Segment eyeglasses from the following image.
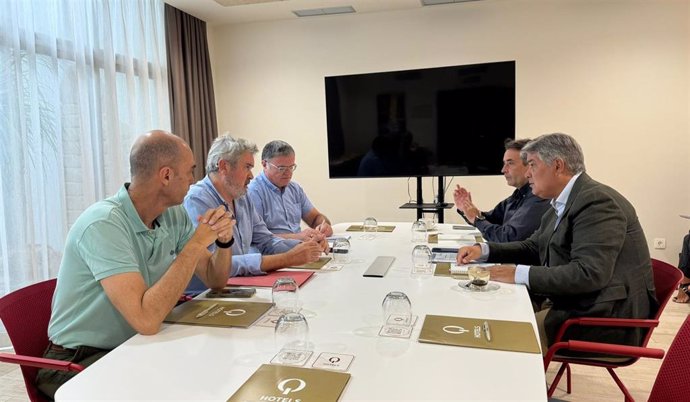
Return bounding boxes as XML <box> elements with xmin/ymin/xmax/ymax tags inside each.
<box><xmin>268</xmin><ymin>162</ymin><xmax>297</xmax><ymax>173</ymax></box>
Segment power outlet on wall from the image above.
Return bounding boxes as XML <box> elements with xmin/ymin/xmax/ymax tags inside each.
<box><xmin>653</xmin><ymin>238</ymin><xmax>666</xmax><ymax>250</ymax></box>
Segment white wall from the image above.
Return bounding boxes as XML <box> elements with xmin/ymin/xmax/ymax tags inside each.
<box><xmin>208</xmin><ymin>0</ymin><xmax>690</xmax><ymax>262</ymax></box>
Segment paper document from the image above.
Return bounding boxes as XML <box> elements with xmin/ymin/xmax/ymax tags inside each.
<box><xmin>327</xmin><ymin>234</ymin><xmax>351</xmax><ymax>240</ymax></box>
<box><xmin>437</xmin><ymin>233</ymin><xmax>480</xmax><ymax>241</ymax></box>
<box><xmin>450</xmin><ymin>263</ymin><xmax>495</xmax><ymax>275</ymax></box>
<box><xmin>431</xmin><ymin>252</ymin><xmax>458</xmax><ymax>263</ymax></box>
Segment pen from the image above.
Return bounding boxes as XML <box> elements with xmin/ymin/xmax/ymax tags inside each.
<box><xmin>195</xmin><ymin>303</ymin><xmax>219</xmax><ymax>319</ymax></box>
<box><xmin>483</xmin><ymin>321</ymin><xmax>492</xmax><ymax>342</ymax></box>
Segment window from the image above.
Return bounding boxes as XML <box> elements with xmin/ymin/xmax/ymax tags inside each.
<box><xmin>0</xmin><ymin>0</ymin><xmax>170</xmax><ymax>346</ymax></box>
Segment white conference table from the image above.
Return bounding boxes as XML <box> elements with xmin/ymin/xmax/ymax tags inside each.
<box><xmin>56</xmin><ymin>222</ymin><xmax>547</xmax><ymax>401</ymax></box>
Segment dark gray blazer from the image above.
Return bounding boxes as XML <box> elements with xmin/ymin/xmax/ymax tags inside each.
<box><xmin>487</xmin><ymin>173</ymin><xmax>657</xmax><ymax>346</ymax></box>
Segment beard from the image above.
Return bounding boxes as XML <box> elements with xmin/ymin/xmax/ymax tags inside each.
<box><xmin>223</xmin><ymin>175</ymin><xmax>248</xmax><ymax>199</ymax></box>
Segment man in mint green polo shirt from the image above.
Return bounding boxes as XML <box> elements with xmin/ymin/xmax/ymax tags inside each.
<box><xmin>36</xmin><ymin>130</ymin><xmax>235</xmax><ymax>400</ymax></box>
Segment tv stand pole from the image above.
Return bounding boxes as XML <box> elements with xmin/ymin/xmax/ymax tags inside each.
<box><xmin>399</xmin><ymin>176</ymin><xmax>453</xmax><ymax>223</ymax></box>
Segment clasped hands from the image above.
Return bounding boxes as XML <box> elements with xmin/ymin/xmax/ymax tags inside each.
<box><xmin>192</xmin><ymin>206</ymin><xmax>236</xmax><ymax>247</ymax></box>
<box><xmin>456</xmin><ymin>244</ymin><xmax>517</xmax><ymax>284</ymax></box>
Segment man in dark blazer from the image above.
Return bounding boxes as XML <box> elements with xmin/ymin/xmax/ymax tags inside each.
<box><xmin>457</xmin><ymin>133</ymin><xmax>657</xmax><ymax>352</ymax></box>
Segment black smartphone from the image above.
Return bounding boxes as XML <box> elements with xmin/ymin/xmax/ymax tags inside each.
<box><xmin>206</xmin><ymin>287</ymin><xmax>256</xmax><ymax>298</ymax></box>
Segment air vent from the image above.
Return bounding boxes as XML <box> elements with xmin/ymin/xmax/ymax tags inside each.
<box><xmin>293</xmin><ymin>6</ymin><xmax>355</xmax><ymax>17</ymax></box>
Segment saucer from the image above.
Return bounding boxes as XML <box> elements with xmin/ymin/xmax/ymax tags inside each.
<box><xmin>456</xmin><ymin>280</ymin><xmax>500</xmax><ymax>293</ymax></box>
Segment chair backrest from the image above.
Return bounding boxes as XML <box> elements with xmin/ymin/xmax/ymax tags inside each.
<box><xmin>651</xmin><ymin>258</ymin><xmax>682</xmax><ymax>319</ymax></box>
<box><xmin>648</xmin><ymin>314</ymin><xmax>690</xmax><ymax>402</ymax></box>
<box><xmin>0</xmin><ymin>278</ymin><xmax>56</xmax><ymax>401</ymax></box>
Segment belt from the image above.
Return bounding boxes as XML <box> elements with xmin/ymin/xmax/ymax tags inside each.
<box><xmin>48</xmin><ymin>341</ymin><xmax>75</xmax><ymax>352</ymax></box>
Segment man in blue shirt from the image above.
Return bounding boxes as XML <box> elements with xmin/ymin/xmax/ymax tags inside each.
<box><xmin>454</xmin><ymin>138</ymin><xmax>549</xmax><ymax>242</ymax></box>
<box><xmin>248</xmin><ymin>140</ymin><xmax>333</xmax><ymax>241</ymax></box>
<box><xmin>36</xmin><ymin>130</ymin><xmax>235</xmax><ymax>399</ymax></box>
<box><xmin>184</xmin><ymin>135</ymin><xmax>323</xmax><ymax>293</ymax></box>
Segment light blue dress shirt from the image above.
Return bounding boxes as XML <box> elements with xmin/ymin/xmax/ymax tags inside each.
<box><xmin>183</xmin><ymin>176</ymin><xmax>300</xmax><ymax>292</ymax></box>
<box><xmin>247</xmin><ymin>172</ymin><xmax>314</xmax><ymax>234</ymax></box>
<box><xmin>478</xmin><ymin>173</ymin><xmax>583</xmax><ymax>288</ymax></box>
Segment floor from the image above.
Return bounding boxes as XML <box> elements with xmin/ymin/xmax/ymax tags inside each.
<box><xmin>0</xmin><ymin>301</ymin><xmax>687</xmax><ymax>401</ymax></box>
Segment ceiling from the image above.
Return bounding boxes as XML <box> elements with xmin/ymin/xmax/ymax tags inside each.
<box><xmin>164</xmin><ymin>0</ymin><xmax>470</xmax><ymax>26</ymax></box>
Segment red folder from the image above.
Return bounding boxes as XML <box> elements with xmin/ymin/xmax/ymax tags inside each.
<box><xmin>227</xmin><ymin>270</ymin><xmax>314</xmax><ymax>288</ymax></box>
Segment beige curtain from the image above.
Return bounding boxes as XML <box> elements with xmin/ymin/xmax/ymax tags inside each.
<box><xmin>165</xmin><ymin>4</ymin><xmax>217</xmax><ymax>179</ymax></box>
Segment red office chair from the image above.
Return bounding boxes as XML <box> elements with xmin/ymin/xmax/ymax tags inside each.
<box><xmin>647</xmin><ymin>314</ymin><xmax>690</xmax><ymax>401</ymax></box>
<box><xmin>545</xmin><ymin>314</ymin><xmax>690</xmax><ymax>402</ymax></box>
<box><xmin>0</xmin><ymin>279</ymin><xmax>84</xmax><ymax>402</ymax></box>
<box><xmin>544</xmin><ymin>258</ymin><xmax>682</xmax><ymax>401</ymax></box>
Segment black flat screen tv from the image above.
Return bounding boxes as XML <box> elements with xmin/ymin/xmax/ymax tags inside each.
<box><xmin>325</xmin><ymin>60</ymin><xmax>515</xmax><ymax>178</ymax></box>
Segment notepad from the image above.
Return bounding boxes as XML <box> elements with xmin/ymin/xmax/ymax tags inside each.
<box><xmin>288</xmin><ymin>256</ymin><xmax>331</xmax><ymax>270</ymax></box>
<box><xmin>450</xmin><ymin>263</ymin><xmax>495</xmax><ymax>275</ymax></box>
<box><xmin>227</xmin><ymin>270</ymin><xmax>314</xmax><ymax>288</ymax></box>
<box><xmin>346</xmin><ymin>225</ymin><xmax>396</xmax><ymax>232</ymax></box>
<box><xmin>418</xmin><ymin>314</ymin><xmax>541</xmax><ymax>354</ymax></box>
<box><xmin>164</xmin><ymin>300</ymin><xmax>273</xmax><ymax>328</ymax></box>
<box><xmin>227</xmin><ymin>364</ymin><xmax>351</xmax><ymax>402</ymax></box>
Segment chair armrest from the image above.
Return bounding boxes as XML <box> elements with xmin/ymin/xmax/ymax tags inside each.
<box><xmin>544</xmin><ymin>340</ymin><xmax>665</xmax><ymax>369</ymax></box>
<box><xmin>0</xmin><ymin>353</ymin><xmax>84</xmax><ymax>372</ymax></box>
<box><xmin>553</xmin><ymin>317</ymin><xmax>659</xmax><ymax>343</ymax></box>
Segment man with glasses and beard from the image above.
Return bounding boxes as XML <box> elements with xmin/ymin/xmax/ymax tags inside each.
<box><xmin>183</xmin><ymin>135</ymin><xmax>323</xmax><ymax>293</ymax></box>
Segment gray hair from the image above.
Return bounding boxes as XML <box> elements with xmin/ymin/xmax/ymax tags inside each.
<box><xmin>206</xmin><ymin>133</ymin><xmax>258</xmax><ymax>174</ymax></box>
<box><xmin>521</xmin><ymin>133</ymin><xmax>586</xmax><ymax>174</ymax></box>
<box><xmin>261</xmin><ymin>140</ymin><xmax>294</xmax><ymax>161</ymax></box>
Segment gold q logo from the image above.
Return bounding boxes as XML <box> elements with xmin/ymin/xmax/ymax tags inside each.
<box><xmin>277</xmin><ymin>378</ymin><xmax>306</xmax><ymax>395</ymax></box>
<box><xmin>223</xmin><ymin>309</ymin><xmax>246</xmax><ymax>316</ymax></box>
<box><xmin>442</xmin><ymin>325</ymin><xmax>469</xmax><ymax>335</ymax></box>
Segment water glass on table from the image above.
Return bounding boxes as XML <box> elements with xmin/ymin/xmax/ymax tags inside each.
<box><xmin>272</xmin><ymin>277</ymin><xmax>302</xmax><ymax>314</ymax></box>
<box><xmin>361</xmin><ymin>217</ymin><xmax>378</xmax><ymax>240</ymax></box>
<box><xmin>411</xmin><ymin>220</ymin><xmax>427</xmax><ymax>243</ymax></box>
<box><xmin>332</xmin><ymin>238</ymin><xmax>351</xmax><ymax>263</ymax></box>
<box><xmin>411</xmin><ymin>244</ymin><xmax>433</xmax><ymax>275</ymax></box>
<box><xmin>382</xmin><ymin>291</ymin><xmax>412</xmax><ymax>327</ymax></box>
<box><xmin>274</xmin><ymin>312</ymin><xmax>310</xmax><ymax>361</ymax></box>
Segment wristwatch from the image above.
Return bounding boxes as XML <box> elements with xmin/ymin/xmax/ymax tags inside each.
<box><xmin>215</xmin><ymin>237</ymin><xmax>235</xmax><ymax>248</ymax></box>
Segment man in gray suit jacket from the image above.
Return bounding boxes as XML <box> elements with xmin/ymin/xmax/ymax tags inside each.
<box><xmin>458</xmin><ymin>133</ymin><xmax>657</xmax><ymax>352</ymax></box>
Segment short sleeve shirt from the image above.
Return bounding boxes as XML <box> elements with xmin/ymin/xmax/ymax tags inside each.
<box><xmin>48</xmin><ymin>184</ymin><xmax>195</xmax><ymax>349</ymax></box>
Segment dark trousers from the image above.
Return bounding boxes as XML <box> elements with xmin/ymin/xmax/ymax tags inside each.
<box><xmin>35</xmin><ymin>342</ymin><xmax>110</xmax><ymax>401</ymax></box>
<box><xmin>680</xmin><ymin>232</ymin><xmax>690</xmax><ymax>277</ymax></box>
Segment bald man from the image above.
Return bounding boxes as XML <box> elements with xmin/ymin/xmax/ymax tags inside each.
<box><xmin>36</xmin><ymin>130</ymin><xmax>235</xmax><ymax>399</ymax></box>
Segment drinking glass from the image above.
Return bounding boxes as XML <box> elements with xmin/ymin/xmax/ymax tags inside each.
<box><xmin>467</xmin><ymin>265</ymin><xmax>491</xmax><ymax>290</ymax></box>
<box><xmin>272</xmin><ymin>277</ymin><xmax>302</xmax><ymax>314</ymax></box>
<box><xmin>274</xmin><ymin>312</ymin><xmax>310</xmax><ymax>352</ymax></box>
<box><xmin>411</xmin><ymin>220</ymin><xmax>427</xmax><ymax>243</ymax></box>
<box><xmin>362</xmin><ymin>217</ymin><xmax>378</xmax><ymax>240</ymax></box>
<box><xmin>332</xmin><ymin>238</ymin><xmax>351</xmax><ymax>263</ymax></box>
<box><xmin>411</xmin><ymin>244</ymin><xmax>433</xmax><ymax>275</ymax></box>
<box><xmin>381</xmin><ymin>291</ymin><xmax>412</xmax><ymax>327</ymax></box>
<box><xmin>423</xmin><ymin>213</ymin><xmax>437</xmax><ymax>231</ymax></box>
